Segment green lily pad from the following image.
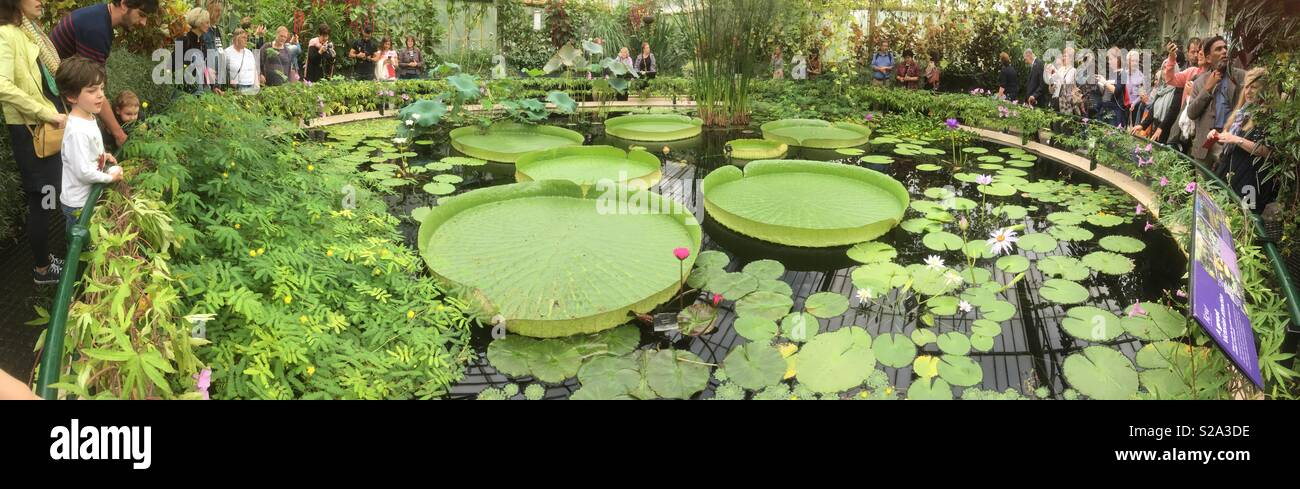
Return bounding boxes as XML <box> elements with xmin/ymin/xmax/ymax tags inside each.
<box><xmin>1087</xmin><ymin>213</ymin><xmax>1126</xmax><ymax>227</ymax></box>
<box><xmin>953</xmin><ymin>172</ymin><xmax>979</xmax><ymax>183</ymax></box>
<box><xmin>1040</xmin><ymin>279</ymin><xmax>1090</xmax><ymax>305</ymax></box>
<box><xmin>977</xmin><ymin>155</ymin><xmax>1006</xmax><ymax>163</ymax></box>
<box><xmin>1007</xmin><ymin>159</ymin><xmax>1036</xmax><ymax>168</ymax></box>
<box><xmin>924</xmin><ymin>231</ymin><xmax>965</xmax><ymax>251</ymax></box>
<box><xmin>780</xmin><ymin>312</ymin><xmax>820</xmax><ymax>343</ymax></box>
<box><xmin>793</xmin><ymin>327</ymin><xmax>876</xmax><ymax>393</ymax></box>
<box><xmin>924</xmin><ymin>187</ymin><xmax>956</xmax><ymax>200</ymax></box>
<box><xmin>836</xmin><ymin>148</ymin><xmax>866</xmax><ymax>156</ymax></box>
<box><xmin>928</xmin><ymin>296</ymin><xmax>960</xmax><ymax>316</ymax></box>
<box><xmin>909</xmin><ymin>266</ymin><xmax>959</xmax><ymax>296</ymax></box>
<box><xmin>645</xmin><ymin>349</ymin><xmax>711</xmax><ymax>399</ymax></box>
<box><xmin>1062</xmin><ymin>346</ymin><xmax>1138</xmax><ymax>400</ymax></box>
<box><xmin>894</xmin><ymin>147</ymin><xmax>921</xmax><ymax>156</ymax></box>
<box><xmin>805</xmin><ymin>292</ymin><xmax>850</xmax><ymax>318</ymax></box>
<box><xmin>847</xmin><ymin>242</ymin><xmax>897</xmax><ymax>264</ymax></box>
<box><xmin>708</xmin><ymin>272</ymin><xmax>760</xmax><ymax>298</ymax></box>
<box><xmin>950</xmin><ymin>198</ymin><xmax>978</xmax><ymax>211</ymax></box>
<box><xmin>1099</xmin><ymin>235</ymin><xmax>1147</xmax><ymax>254</ymax></box>
<box><xmin>860</xmin><ymin>154</ymin><xmax>895</xmax><ymax>164</ymax></box>
<box><xmin>980</xmin><ymin>300</ymin><xmax>1016</xmax><ymax>322</ymax></box>
<box><xmin>961</xmin><ymin>146</ymin><xmax>989</xmax><ymax>154</ymax></box>
<box><xmin>695</xmin><ymin>250</ymin><xmax>730</xmax><ymax>269</ymax></box>
<box><xmin>687</xmin><ymin>266</ymin><xmax>725</xmax><ymax>289</ymax></box>
<box><xmin>971</xmin><ymin>319</ymin><xmax>1002</xmax><ymax>337</ymax></box>
<box><xmin>997</xmin><ymin>205</ymin><xmax>1028</xmax><ymax>219</ymax></box>
<box><xmin>937</xmin><ymin>332</ymin><xmax>971</xmax><ymax>356</ymax></box>
<box><xmin>999</xmin><ymin>147</ymin><xmax>1026</xmax><ymax>154</ymax></box>
<box><xmin>964</xmin><ymin>240</ymin><xmax>995</xmax><ymax>259</ymax></box>
<box><xmin>1140</xmin><ymin>368</ymin><xmax>1193</xmax><ymax>399</ymax></box>
<box><xmin>970</xmin><ymin>334</ymin><xmax>994</xmax><ymax>352</ymax></box>
<box><xmin>422</xmin><ymin>181</ymin><xmax>457</xmax><ymax>195</ymax></box>
<box><xmin>1048</xmin><ymin>225</ymin><xmax>1095</xmax><ymax>242</ymax></box>
<box><xmin>1120</xmin><ymin>303</ymin><xmax>1188</xmax><ymax>340</ymax></box>
<box><xmin>755</xmin><ymin>279</ymin><xmax>793</xmax><ymax>296</ymax></box>
<box><xmin>852</xmin><ymin>262</ymin><xmax>909</xmax><ymax>294</ymax></box>
<box><xmin>901</xmin><ymin>218</ymin><xmax>944</xmax><ymax>234</ymax></box>
<box><xmin>907</xmin><ymin>377</ymin><xmax>954</xmax><ymax>400</ymax></box>
<box><xmin>742</xmin><ymin>259</ymin><xmax>786</xmax><ymax>280</ymax></box>
<box><xmin>873</xmin><ymin>333</ymin><xmax>918</xmax><ymax>368</ymax></box>
<box><xmin>734</xmin><ymin>291</ymin><xmax>795</xmax><ymax>322</ymax></box>
<box><xmin>734</xmin><ymin>316</ymin><xmax>779</xmax><ymax>342</ymax></box>
<box><xmin>911</xmin><ymin>328</ymin><xmax>938</xmax><ymax>346</ymax></box>
<box><xmin>916</xmin><ymin>163</ymin><xmax>943</xmax><ymax>172</ymax></box>
<box><xmin>996</xmin><ymin>168</ymin><xmax>1028</xmax><ymax>177</ymax></box>
<box><xmin>912</xmin><ymin>200</ymin><xmax>946</xmax><ymax>214</ymax></box>
<box><xmin>977</xmin><ymin>182</ymin><xmax>1018</xmax><ymax>196</ymax></box>
<box><xmin>995</xmin><ymin>255</ymin><xmax>1030</xmax><ymax>273</ymax></box>
<box><xmin>937</xmin><ymin>355</ymin><xmax>983</xmax><ymax>387</ymax></box>
<box><xmin>1061</xmin><ymin>306</ymin><xmax>1124</xmax><ymax>341</ymax></box>
<box><xmin>960</xmin><ymin>285</ymin><xmax>1000</xmax><ymax>309</ymax></box>
<box><xmin>1018</xmin><ymin>233</ymin><xmax>1058</xmax><ymax>252</ymax></box>
<box><xmin>1037</xmin><ymin>256</ymin><xmax>1091</xmax><ymax>280</ymax></box>
<box><xmin>1047</xmin><ymin>212</ymin><xmax>1085</xmax><ymax>226</ymax></box>
<box><xmin>1082</xmin><ymin>251</ymin><xmax>1135</xmax><ymax>275</ymax></box>
<box><xmin>443</xmin><ymin>156</ymin><xmax>488</xmax><ymax>166</ymax></box>
<box><xmin>577</xmin><ymin>355</ymin><xmax>641</xmax><ymax>397</ymax></box>
<box><xmin>722</xmin><ymin>343</ymin><xmax>787</xmax><ymax>390</ymax></box>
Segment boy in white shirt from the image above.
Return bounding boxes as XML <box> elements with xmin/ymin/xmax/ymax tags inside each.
<box><xmin>56</xmin><ymin>56</ymin><xmax>121</xmax><ymax>232</ymax></box>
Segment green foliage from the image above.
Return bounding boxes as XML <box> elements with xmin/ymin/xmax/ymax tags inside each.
<box><xmin>103</xmin><ymin>95</ymin><xmax>478</xmax><ymax>399</ymax></box>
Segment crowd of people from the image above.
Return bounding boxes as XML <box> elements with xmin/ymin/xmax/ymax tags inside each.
<box><xmin>850</xmin><ymin>37</ymin><xmax>1275</xmax><ymax>214</ymax></box>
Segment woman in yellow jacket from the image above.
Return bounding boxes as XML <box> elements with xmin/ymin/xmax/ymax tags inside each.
<box><xmin>0</xmin><ymin>0</ymin><xmax>67</xmax><ymax>284</ymax></box>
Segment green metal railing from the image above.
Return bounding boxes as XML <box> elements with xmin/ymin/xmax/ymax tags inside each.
<box><xmin>35</xmin><ymin>182</ymin><xmax>104</xmax><ymax>399</ymax></box>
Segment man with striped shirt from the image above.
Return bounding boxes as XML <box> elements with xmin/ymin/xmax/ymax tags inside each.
<box><xmin>49</xmin><ymin>0</ymin><xmax>158</xmax><ymax>148</ymax></box>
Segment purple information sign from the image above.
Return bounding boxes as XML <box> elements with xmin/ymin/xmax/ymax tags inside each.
<box><xmin>1190</xmin><ymin>189</ymin><xmax>1262</xmax><ymax>387</ymax></box>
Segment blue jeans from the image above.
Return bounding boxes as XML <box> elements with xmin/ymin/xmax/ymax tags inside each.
<box><xmin>61</xmin><ymin>204</ymin><xmax>80</xmax><ymax>236</ymax></box>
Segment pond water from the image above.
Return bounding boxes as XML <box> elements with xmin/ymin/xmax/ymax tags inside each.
<box><xmin>320</xmin><ymin>115</ymin><xmax>1187</xmax><ymax>400</ymax></box>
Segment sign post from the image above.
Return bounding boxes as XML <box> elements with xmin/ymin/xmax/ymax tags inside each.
<box><xmin>1190</xmin><ymin>188</ymin><xmax>1263</xmax><ymax>387</ymax></box>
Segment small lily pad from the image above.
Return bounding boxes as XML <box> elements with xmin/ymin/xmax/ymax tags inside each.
<box><xmin>1047</xmin><ymin>212</ymin><xmax>1085</xmax><ymax>226</ymax></box>
<box><xmin>1018</xmin><ymin>233</ymin><xmax>1058</xmax><ymax>253</ymax></box>
<box><xmin>734</xmin><ymin>291</ymin><xmax>794</xmax><ymax>321</ymax></box>
<box><xmin>742</xmin><ymin>259</ymin><xmax>786</xmax><ymax>280</ymax></box>
<box><xmin>937</xmin><ymin>355</ymin><xmax>983</xmax><ymax>387</ymax></box>
<box><xmin>873</xmin><ymin>333</ymin><xmax>918</xmax><ymax>368</ymax></box>
<box><xmin>1099</xmin><ymin>235</ymin><xmax>1147</xmax><ymax>254</ymax></box>
<box><xmin>995</xmin><ymin>255</ymin><xmax>1030</xmax><ymax>273</ymax></box>
<box><xmin>1040</xmin><ymin>279</ymin><xmax>1090</xmax><ymax>304</ymax></box>
<box><xmin>907</xmin><ymin>377</ymin><xmax>953</xmax><ymax>400</ymax></box>
<box><xmin>923</xmin><ymin>231</ymin><xmax>965</xmax><ymax>251</ymax></box>
<box><xmin>847</xmin><ymin>242</ymin><xmax>897</xmax><ymax>264</ymax></box>
<box><xmin>722</xmin><ymin>343</ymin><xmax>787</xmax><ymax>390</ymax></box>
<box><xmin>1062</xmin><ymin>346</ymin><xmax>1138</xmax><ymax>400</ymax></box>
<box><xmin>780</xmin><ymin>312</ymin><xmax>820</xmax><ymax>343</ymax></box>
<box><xmin>1037</xmin><ymin>256</ymin><xmax>1091</xmax><ymax>280</ymax></box>
<box><xmin>911</xmin><ymin>328</ymin><xmax>938</xmax><ymax>346</ymax></box>
<box><xmin>1087</xmin><ymin>213</ymin><xmax>1126</xmax><ymax>227</ymax></box>
<box><xmin>860</xmin><ymin>154</ymin><xmax>895</xmax><ymax>164</ymax></box>
<box><xmin>734</xmin><ymin>316</ymin><xmax>779</xmax><ymax>342</ymax></box>
<box><xmin>937</xmin><ymin>332</ymin><xmax>971</xmax><ymax>356</ymax></box>
<box><xmin>1061</xmin><ymin>306</ymin><xmax>1124</xmax><ymax>341</ymax></box>
<box><xmin>804</xmin><ymin>292</ymin><xmax>850</xmax><ymax>318</ymax></box>
<box><xmin>1048</xmin><ymin>225</ymin><xmax>1095</xmax><ymax>242</ymax></box>
<box><xmin>1082</xmin><ymin>251</ymin><xmax>1135</xmax><ymax>275</ymax></box>
<box><xmin>916</xmin><ymin>163</ymin><xmax>943</xmax><ymax>172</ymax></box>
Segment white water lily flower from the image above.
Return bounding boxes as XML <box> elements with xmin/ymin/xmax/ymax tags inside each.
<box><xmin>411</xmin><ymin>113</ymin><xmax>421</xmax><ymax>120</ymax></box>
<box><xmin>924</xmin><ymin>255</ymin><xmax>945</xmax><ymax>270</ymax></box>
<box><xmin>958</xmin><ymin>300</ymin><xmax>973</xmax><ymax>313</ymax></box>
<box><xmin>405</xmin><ymin>119</ymin><xmax>414</xmax><ymax>126</ymax></box>
<box><xmin>987</xmin><ymin>227</ymin><xmax>1019</xmax><ymax>255</ymax></box>
<box><xmin>944</xmin><ymin>270</ymin><xmax>964</xmax><ymax>287</ymax></box>
<box><xmin>856</xmin><ymin>288</ymin><xmax>875</xmax><ymax>302</ymax></box>
<box><xmin>393</xmin><ymin>137</ymin><xmax>408</xmax><ymax>144</ymax></box>
<box><xmin>976</xmin><ymin>174</ymin><xmax>994</xmax><ymax>185</ymax></box>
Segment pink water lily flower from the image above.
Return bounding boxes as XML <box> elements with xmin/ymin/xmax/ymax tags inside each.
<box><xmin>1128</xmin><ymin>302</ymin><xmax>1148</xmax><ymax>317</ymax></box>
<box><xmin>711</xmin><ymin>293</ymin><xmax>723</xmax><ymax>307</ymax></box>
<box><xmin>1135</xmin><ymin>204</ymin><xmax>1145</xmax><ymax>215</ymax></box>
<box><xmin>1176</xmin><ymin>289</ymin><xmax>1187</xmax><ymax>298</ymax></box>
<box><xmin>945</xmin><ymin>118</ymin><xmax>959</xmax><ymax>130</ymax></box>
<box><xmin>976</xmin><ymin>174</ymin><xmax>994</xmax><ymax>185</ymax></box>
<box><xmin>1144</xmin><ymin>221</ymin><xmax>1155</xmax><ymax>232</ymax></box>
<box><xmin>673</xmin><ymin>247</ymin><xmax>690</xmax><ymax>260</ymax></box>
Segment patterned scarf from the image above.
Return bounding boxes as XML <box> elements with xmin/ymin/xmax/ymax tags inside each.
<box><xmin>20</xmin><ymin>18</ymin><xmax>60</xmax><ymax>76</ymax></box>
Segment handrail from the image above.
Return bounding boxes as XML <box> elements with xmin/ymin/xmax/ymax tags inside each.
<box><xmin>35</xmin><ymin>182</ymin><xmax>105</xmax><ymax>399</ymax></box>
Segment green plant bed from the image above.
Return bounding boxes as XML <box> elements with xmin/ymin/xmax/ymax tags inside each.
<box><xmin>449</xmin><ymin>122</ymin><xmax>584</xmax><ymax>163</ymax></box>
<box><xmin>760</xmin><ymin>118</ymin><xmax>872</xmax><ymax>149</ymax></box>
<box><xmin>701</xmin><ymin>160</ymin><xmax>909</xmax><ymax>247</ymax></box>
<box><xmin>726</xmin><ymin>139</ymin><xmax>789</xmax><ymax>160</ymax></box>
<box><xmin>604</xmin><ymin>114</ymin><xmax>704</xmax><ymax>141</ymax></box>
<box><xmin>515</xmin><ymin>145</ymin><xmax>663</xmax><ymax>189</ymax></box>
<box><xmin>417</xmin><ymin>180</ymin><xmax>701</xmax><ymax>338</ymax></box>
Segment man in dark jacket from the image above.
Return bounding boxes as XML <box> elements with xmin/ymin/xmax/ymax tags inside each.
<box><xmin>1022</xmin><ymin>49</ymin><xmax>1047</xmax><ymax>107</ymax></box>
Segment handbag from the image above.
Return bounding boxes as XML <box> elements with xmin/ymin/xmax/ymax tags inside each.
<box><xmin>28</xmin><ymin>63</ymin><xmax>64</xmax><ymax>158</ymax></box>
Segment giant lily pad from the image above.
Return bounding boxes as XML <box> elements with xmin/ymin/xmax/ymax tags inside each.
<box><xmin>702</xmin><ymin>160</ymin><xmax>909</xmax><ymax>247</ymax></box>
<box><xmin>515</xmin><ymin>145</ymin><xmax>662</xmax><ymax>188</ymax></box>
<box><xmin>760</xmin><ymin>119</ymin><xmax>872</xmax><ymax>149</ymax></box>
<box><xmin>793</xmin><ymin>327</ymin><xmax>876</xmax><ymax>393</ymax></box>
<box><xmin>1062</xmin><ymin>346</ymin><xmax>1138</xmax><ymax>400</ymax></box>
<box><xmin>418</xmin><ymin>180</ymin><xmax>701</xmax><ymax>337</ymax></box>
<box><xmin>727</xmin><ymin>139</ymin><xmax>789</xmax><ymax>160</ymax></box>
<box><xmin>605</xmin><ymin>114</ymin><xmax>704</xmax><ymax>141</ymax></box>
<box><xmin>449</xmin><ymin>122</ymin><xmax>583</xmax><ymax>163</ymax></box>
